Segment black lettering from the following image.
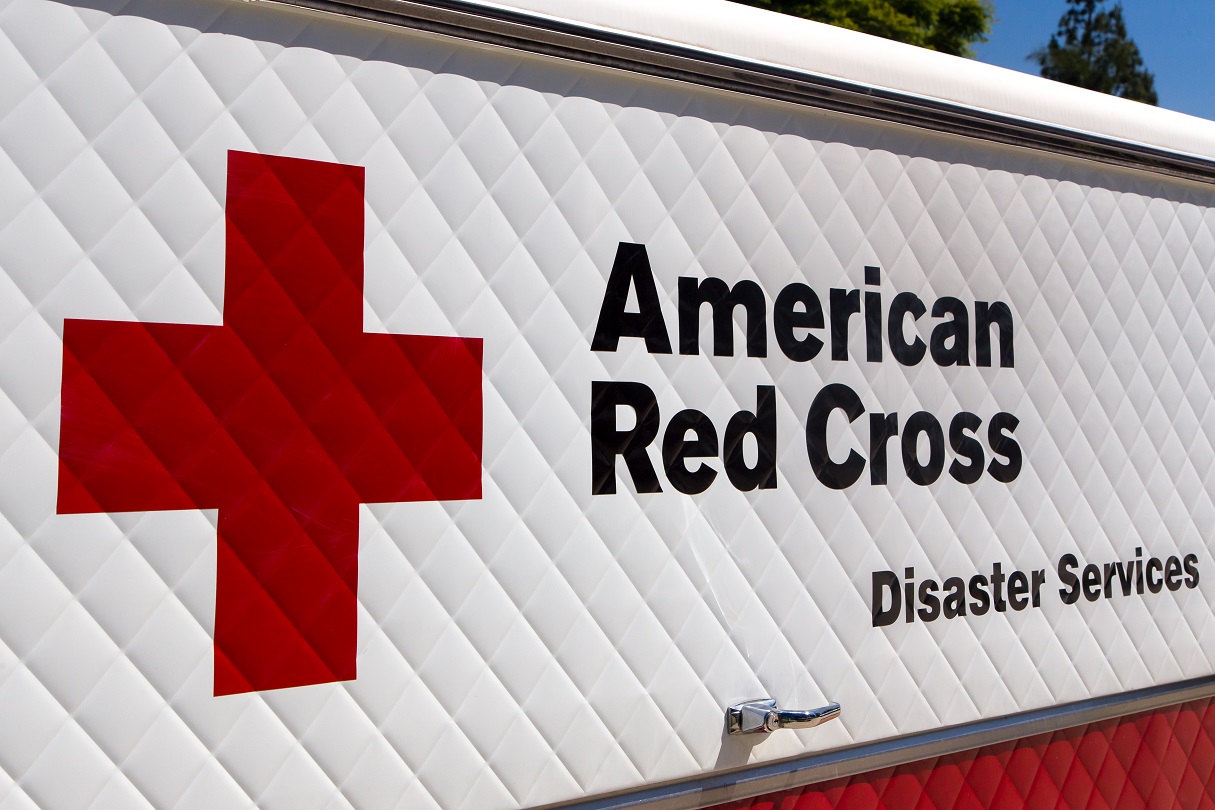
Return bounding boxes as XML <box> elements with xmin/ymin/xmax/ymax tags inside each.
<box><xmin>773</xmin><ymin>283</ymin><xmax>824</xmax><ymax>362</ymax></box>
<box><xmin>869</xmin><ymin>412</ymin><xmax>899</xmax><ymax>486</ymax></box>
<box><xmin>591</xmin><ymin>381</ymin><xmax>662</xmax><ymax>494</ymax></box>
<box><xmin>592</xmin><ymin>243</ymin><xmax>672</xmax><ymax>354</ymax></box>
<box><xmin>806</xmin><ymin>384</ymin><xmax>865</xmax><ymax>489</ymax></box>
<box><xmin>865</xmin><ymin>285</ymin><xmax>882</xmax><ymax>363</ymax></box>
<box><xmin>1007</xmin><ymin>570</ymin><xmax>1028</xmax><ymax>610</ymax></box>
<box><xmin>992</xmin><ymin>562</ymin><xmax>1007</xmax><ymax>612</ymax></box>
<box><xmin>888</xmin><ymin>292</ymin><xmax>926</xmax><ymax>366</ymax></box>
<box><xmin>1185</xmin><ymin>554</ymin><xmax>1200</xmax><ymax>588</ymax></box>
<box><xmin>679</xmin><ymin>276</ymin><xmax>766</xmax><ymax>357</ymax></box>
<box><xmin>948</xmin><ymin>411</ymin><xmax>984</xmax><ymax>484</ymax></box>
<box><xmin>917</xmin><ymin>579</ymin><xmax>941</xmax><ymax>622</ymax></box>
<box><xmin>830</xmin><ymin>288</ymin><xmax>861</xmax><ymax>361</ymax></box>
<box><xmin>969</xmin><ymin>574</ymin><xmax>991</xmax><ymax>615</ymax></box>
<box><xmin>1031</xmin><ymin>568</ymin><xmax>1045</xmax><ymax>607</ymax></box>
<box><xmin>1058</xmin><ymin>554</ymin><xmax>1080</xmax><ymax>604</ymax></box>
<box><xmin>930</xmin><ymin>297</ymin><xmax>969</xmax><ymax>366</ymax></box>
<box><xmin>1082</xmin><ymin>564</ymin><xmax>1101</xmax><ymax>601</ymax></box>
<box><xmin>662</xmin><ymin>409</ymin><xmax>718</xmax><ymax>495</ymax></box>
<box><xmin>905</xmin><ymin>567</ymin><xmax>915</xmax><ymax>623</ymax></box>
<box><xmin>1166</xmin><ymin>556</ymin><xmax>1183</xmax><ymax>591</ymax></box>
<box><xmin>724</xmin><ymin>386</ymin><xmax>778</xmax><ymax>492</ymax></box>
<box><xmin>942</xmin><ymin>577</ymin><xmax>967</xmax><ymax>618</ymax></box>
<box><xmin>987</xmin><ymin>413</ymin><xmax>1022</xmax><ymax>482</ymax></box>
<box><xmin>902</xmin><ymin>412</ymin><xmax>945</xmax><ymax>486</ymax></box>
<box><xmin>1115</xmin><ymin>560</ymin><xmax>1134</xmax><ymax>596</ymax></box>
<box><xmin>872</xmin><ymin>570</ymin><xmax>900</xmax><ymax>627</ymax></box>
<box><xmin>976</xmin><ymin>301</ymin><xmax>1014</xmax><ymax>368</ymax></box>
<box><xmin>1146</xmin><ymin>557</ymin><xmax>1164</xmax><ymax>593</ymax></box>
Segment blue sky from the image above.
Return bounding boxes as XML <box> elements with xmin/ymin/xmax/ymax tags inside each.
<box><xmin>974</xmin><ymin>0</ymin><xmax>1214</xmax><ymax>120</ymax></box>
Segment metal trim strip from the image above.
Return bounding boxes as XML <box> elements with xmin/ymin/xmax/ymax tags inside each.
<box><xmin>541</xmin><ymin>675</ymin><xmax>1215</xmax><ymax>810</ymax></box>
<box><xmin>254</xmin><ymin>0</ymin><xmax>1215</xmax><ymax>184</ymax></box>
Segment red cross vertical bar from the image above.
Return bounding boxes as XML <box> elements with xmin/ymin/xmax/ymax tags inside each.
<box><xmin>57</xmin><ymin>151</ymin><xmax>483</xmax><ymax>695</ymax></box>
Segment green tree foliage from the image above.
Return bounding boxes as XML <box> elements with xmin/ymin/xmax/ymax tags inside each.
<box><xmin>732</xmin><ymin>0</ymin><xmax>994</xmax><ymax>57</ymax></box>
<box><xmin>1032</xmin><ymin>0</ymin><xmax>1157</xmax><ymax>104</ymax></box>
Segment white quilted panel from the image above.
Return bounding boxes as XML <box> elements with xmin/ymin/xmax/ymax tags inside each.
<box><xmin>1</xmin><ymin>0</ymin><xmax>1214</xmax><ymax>808</ymax></box>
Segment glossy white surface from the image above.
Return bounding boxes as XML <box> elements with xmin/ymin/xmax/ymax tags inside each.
<box><xmin>1</xmin><ymin>0</ymin><xmax>1214</xmax><ymax>808</ymax></box>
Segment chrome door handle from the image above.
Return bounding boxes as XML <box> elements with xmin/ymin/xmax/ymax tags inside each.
<box><xmin>726</xmin><ymin>698</ymin><xmax>841</xmax><ymax>735</ymax></box>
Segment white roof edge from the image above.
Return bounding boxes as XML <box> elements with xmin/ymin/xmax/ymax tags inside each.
<box><xmin>471</xmin><ymin>0</ymin><xmax>1215</xmax><ymax>165</ymax></box>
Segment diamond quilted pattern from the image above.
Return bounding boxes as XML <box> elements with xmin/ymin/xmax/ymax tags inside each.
<box><xmin>57</xmin><ymin>151</ymin><xmax>483</xmax><ymax>695</ymax></box>
<box><xmin>0</xmin><ymin>0</ymin><xmax>1214</xmax><ymax>808</ymax></box>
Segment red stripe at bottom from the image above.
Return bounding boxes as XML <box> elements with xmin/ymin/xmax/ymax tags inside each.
<box><xmin>710</xmin><ymin>699</ymin><xmax>1215</xmax><ymax>809</ymax></box>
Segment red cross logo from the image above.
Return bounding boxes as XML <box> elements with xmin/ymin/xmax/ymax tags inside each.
<box><xmin>57</xmin><ymin>151</ymin><xmax>483</xmax><ymax>695</ymax></box>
